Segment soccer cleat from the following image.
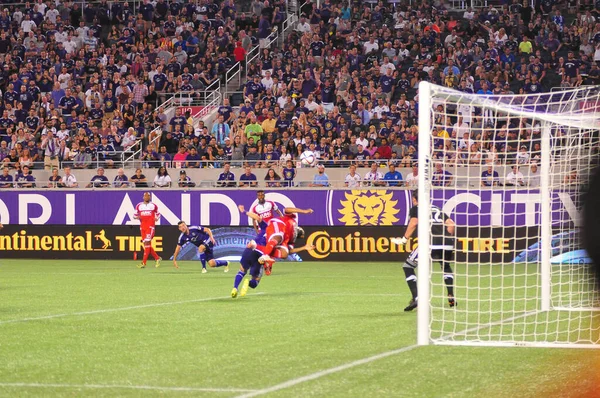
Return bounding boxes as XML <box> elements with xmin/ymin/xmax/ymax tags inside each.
<box><xmin>240</xmin><ymin>278</ymin><xmax>250</xmax><ymax>297</ymax></box>
<box><xmin>201</xmin><ymin>268</ymin><xmax>208</xmax><ymax>274</ymax></box>
<box><xmin>448</xmin><ymin>295</ymin><xmax>456</xmax><ymax>308</ymax></box>
<box><xmin>137</xmin><ymin>263</ymin><xmax>146</xmax><ymax>269</ymax></box>
<box><xmin>224</xmin><ymin>261</ymin><xmax>230</xmax><ymax>273</ymax></box>
<box><xmin>264</xmin><ymin>259</ymin><xmax>275</xmax><ymax>276</ymax></box>
<box><xmin>231</xmin><ymin>287</ymin><xmax>238</xmax><ymax>298</ymax></box>
<box><xmin>404</xmin><ymin>298</ymin><xmax>418</xmax><ymax>312</ymax></box>
<box><xmin>155</xmin><ymin>257</ymin><xmax>162</xmax><ymax>268</ymax></box>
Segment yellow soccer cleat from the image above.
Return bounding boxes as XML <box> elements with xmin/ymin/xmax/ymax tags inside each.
<box><xmin>231</xmin><ymin>287</ymin><xmax>238</xmax><ymax>298</ymax></box>
<box><xmin>240</xmin><ymin>278</ymin><xmax>250</xmax><ymax>297</ymax></box>
<box><xmin>224</xmin><ymin>261</ymin><xmax>230</xmax><ymax>273</ymax></box>
<box><xmin>137</xmin><ymin>263</ymin><xmax>146</xmax><ymax>269</ymax></box>
<box><xmin>155</xmin><ymin>257</ymin><xmax>162</xmax><ymax>268</ymax></box>
<box><xmin>202</xmin><ymin>268</ymin><xmax>208</xmax><ymax>274</ymax></box>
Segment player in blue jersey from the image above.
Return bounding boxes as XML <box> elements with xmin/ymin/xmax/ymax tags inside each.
<box><xmin>172</xmin><ymin>221</ymin><xmax>230</xmax><ymax>273</ymax></box>
<box><xmin>231</xmin><ymin>240</ymin><xmax>315</xmax><ymax>298</ymax></box>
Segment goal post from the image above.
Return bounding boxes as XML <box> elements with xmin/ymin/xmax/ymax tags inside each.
<box><xmin>417</xmin><ymin>81</ymin><xmax>600</xmax><ymax>348</ymax></box>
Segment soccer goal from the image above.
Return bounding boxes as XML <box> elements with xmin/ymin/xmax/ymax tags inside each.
<box><xmin>417</xmin><ymin>82</ymin><xmax>600</xmax><ymax>348</ymax></box>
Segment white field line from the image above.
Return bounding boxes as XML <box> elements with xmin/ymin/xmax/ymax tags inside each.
<box><xmin>0</xmin><ymin>293</ymin><xmax>265</xmax><ymax>326</ymax></box>
<box><xmin>234</xmin><ymin>310</ymin><xmax>542</xmax><ymax>397</ymax></box>
<box><xmin>234</xmin><ymin>345</ymin><xmax>419</xmax><ymax>398</ymax></box>
<box><xmin>0</xmin><ymin>382</ymin><xmax>256</xmax><ymax>393</ymax></box>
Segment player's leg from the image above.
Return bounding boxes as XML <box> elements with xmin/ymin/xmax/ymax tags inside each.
<box><xmin>403</xmin><ymin>248</ymin><xmax>419</xmax><ymax>312</ymax></box>
<box><xmin>138</xmin><ymin>227</ymin><xmax>150</xmax><ymax>268</ymax></box>
<box><xmin>197</xmin><ymin>244</ymin><xmax>208</xmax><ymax>272</ymax></box>
<box><xmin>204</xmin><ymin>243</ymin><xmax>230</xmax><ymax>272</ymax></box>
<box><xmin>147</xmin><ymin>227</ymin><xmax>160</xmax><ymax>267</ymax></box>
<box><xmin>232</xmin><ymin>249</ymin><xmax>252</xmax><ymax>298</ymax></box>
<box><xmin>256</xmin><ymin>222</ymin><xmax>284</xmax><ymax>256</ymax></box>
<box><xmin>441</xmin><ymin>249</ymin><xmax>456</xmax><ymax>307</ymax></box>
<box><xmin>241</xmin><ymin>259</ymin><xmax>264</xmax><ymax>297</ymax></box>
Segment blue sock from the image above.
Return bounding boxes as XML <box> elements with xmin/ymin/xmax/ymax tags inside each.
<box><xmin>249</xmin><ymin>279</ymin><xmax>259</xmax><ymax>289</ymax></box>
<box><xmin>214</xmin><ymin>259</ymin><xmax>228</xmax><ymax>267</ymax></box>
<box><xmin>199</xmin><ymin>253</ymin><xmax>207</xmax><ymax>269</ymax></box>
<box><xmin>234</xmin><ymin>271</ymin><xmax>246</xmax><ymax>288</ymax></box>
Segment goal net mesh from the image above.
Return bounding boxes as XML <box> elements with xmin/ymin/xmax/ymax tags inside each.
<box><xmin>420</xmin><ymin>83</ymin><xmax>600</xmax><ymax>347</ymax></box>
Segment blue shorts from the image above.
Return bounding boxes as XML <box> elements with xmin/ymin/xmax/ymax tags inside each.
<box><xmin>198</xmin><ymin>240</ymin><xmax>215</xmax><ymax>261</ymax></box>
<box><xmin>240</xmin><ymin>248</ymin><xmax>263</xmax><ymax>278</ymax></box>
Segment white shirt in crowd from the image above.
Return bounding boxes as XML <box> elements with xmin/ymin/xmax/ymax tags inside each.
<box><xmin>505</xmin><ymin>170</ymin><xmax>525</xmax><ymax>186</ymax></box>
<box><xmin>405</xmin><ymin>172</ymin><xmax>418</xmax><ymax>188</ymax></box>
<box><xmin>345</xmin><ymin>172</ymin><xmax>362</xmax><ymax>188</ymax></box>
<box><xmin>62</xmin><ymin>172</ymin><xmax>78</xmax><ymax>188</ymax></box>
<box><xmin>364</xmin><ymin>170</ymin><xmax>383</xmax><ymax>183</ymax></box>
<box><xmin>153</xmin><ymin>174</ymin><xmax>172</xmax><ymax>187</ymax></box>
<box><xmin>356</xmin><ymin>137</ymin><xmax>369</xmax><ymax>148</ymax></box>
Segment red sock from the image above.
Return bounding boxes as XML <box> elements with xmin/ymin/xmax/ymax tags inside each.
<box><xmin>150</xmin><ymin>246</ymin><xmax>159</xmax><ymax>260</ymax></box>
<box><xmin>142</xmin><ymin>245</ymin><xmax>150</xmax><ymax>264</ymax></box>
<box><xmin>256</xmin><ymin>239</ymin><xmax>278</xmax><ymax>255</ymax></box>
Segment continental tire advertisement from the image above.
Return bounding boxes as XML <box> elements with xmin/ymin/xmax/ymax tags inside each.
<box><xmin>297</xmin><ymin>226</ymin><xmax>541</xmax><ymax>263</ymax></box>
<box><xmin>0</xmin><ymin>225</ymin><xmax>175</xmax><ymax>259</ymax></box>
<box><xmin>0</xmin><ymin>225</ymin><xmax>540</xmax><ymax>263</ymax></box>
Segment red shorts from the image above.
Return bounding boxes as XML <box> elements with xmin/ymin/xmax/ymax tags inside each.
<box><xmin>140</xmin><ymin>226</ymin><xmax>155</xmax><ymax>242</ymax></box>
<box><xmin>265</xmin><ymin>219</ymin><xmax>286</xmax><ymax>242</ymax></box>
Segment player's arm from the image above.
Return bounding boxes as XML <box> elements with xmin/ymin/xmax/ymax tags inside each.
<box><xmin>172</xmin><ymin>244</ymin><xmax>182</xmax><ymax>268</ymax></box>
<box><xmin>445</xmin><ymin>217</ymin><xmax>455</xmax><ymax>235</ymax></box>
<box><xmin>391</xmin><ymin>216</ymin><xmax>417</xmax><ymax>245</ymax></box>
<box><xmin>284</xmin><ymin>207</ymin><xmax>314</xmax><ymax>214</ymax></box>
<box><xmin>203</xmin><ymin>227</ymin><xmax>216</xmax><ymax>245</ymax></box>
<box><xmin>289</xmin><ymin>244</ymin><xmax>315</xmax><ymax>253</ymax></box>
<box><xmin>238</xmin><ymin>204</ymin><xmax>263</xmax><ymax>223</ymax></box>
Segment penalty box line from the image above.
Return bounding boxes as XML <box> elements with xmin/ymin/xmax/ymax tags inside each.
<box><xmin>0</xmin><ymin>293</ymin><xmax>266</xmax><ymax>326</ymax></box>
<box><xmin>0</xmin><ymin>382</ymin><xmax>257</xmax><ymax>393</ymax></box>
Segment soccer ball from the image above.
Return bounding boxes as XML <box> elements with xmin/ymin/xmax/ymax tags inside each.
<box><xmin>300</xmin><ymin>151</ymin><xmax>316</xmax><ymax>167</ymax></box>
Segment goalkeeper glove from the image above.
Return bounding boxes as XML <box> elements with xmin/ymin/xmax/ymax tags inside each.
<box><xmin>391</xmin><ymin>237</ymin><xmax>408</xmax><ymax>245</ymax></box>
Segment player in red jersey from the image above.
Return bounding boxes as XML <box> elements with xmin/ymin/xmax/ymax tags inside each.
<box><xmin>241</xmin><ymin>207</ymin><xmax>313</xmax><ymax>275</ymax></box>
<box><xmin>133</xmin><ymin>192</ymin><xmax>161</xmax><ymax>268</ymax></box>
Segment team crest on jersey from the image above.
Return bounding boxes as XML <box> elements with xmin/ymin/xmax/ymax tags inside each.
<box><xmin>338</xmin><ymin>190</ymin><xmax>400</xmax><ymax>226</ymax></box>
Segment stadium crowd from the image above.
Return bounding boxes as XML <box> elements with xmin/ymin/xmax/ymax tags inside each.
<box><xmin>0</xmin><ymin>0</ymin><xmax>596</xmax><ymax>188</ymax></box>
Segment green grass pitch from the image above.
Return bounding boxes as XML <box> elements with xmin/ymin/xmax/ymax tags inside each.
<box><xmin>0</xmin><ymin>260</ymin><xmax>598</xmax><ymax>397</ymax></box>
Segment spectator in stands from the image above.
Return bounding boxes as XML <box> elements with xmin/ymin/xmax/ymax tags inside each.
<box><xmin>282</xmin><ymin>160</ymin><xmax>296</xmax><ymax>187</ymax></box>
<box><xmin>516</xmin><ymin>145</ymin><xmax>531</xmax><ymax>165</ymax></box>
<box><xmin>265</xmin><ymin>168</ymin><xmax>282</xmax><ymax>187</ymax></box>
<box><xmin>217</xmin><ymin>163</ymin><xmax>236</xmax><ymax>188</ymax></box>
<box><xmin>172</xmin><ymin>147</ymin><xmax>189</xmax><ymax>169</ymax></box>
<box><xmin>364</xmin><ymin>162</ymin><xmax>385</xmax><ymax>187</ymax></box>
<box><xmin>130</xmin><ymin>169</ymin><xmax>148</xmax><ymax>188</ymax></box>
<box><xmin>15</xmin><ymin>166</ymin><xmax>35</xmax><ymax>188</ymax></box>
<box><xmin>212</xmin><ymin>115</ymin><xmax>231</xmax><ymax>146</ymax></box>
<box><xmin>186</xmin><ymin>147</ymin><xmax>202</xmax><ymax>169</ymax></box>
<box><xmin>564</xmin><ymin>169</ymin><xmax>579</xmax><ymax>185</ymax></box>
<box><xmin>345</xmin><ymin>165</ymin><xmax>361</xmax><ymax>188</ymax></box>
<box><xmin>310</xmin><ymin>164</ymin><xmax>330</xmax><ymax>187</ymax></box>
<box><xmin>245</xmin><ymin>115</ymin><xmax>263</xmax><ymax>144</ymax></box>
<box><xmin>113</xmin><ymin>168</ymin><xmax>129</xmax><ymax>188</ymax></box>
<box><xmin>239</xmin><ymin>166</ymin><xmax>258</xmax><ymax>187</ymax></box>
<box><xmin>47</xmin><ymin>169</ymin><xmax>62</xmax><ymax>188</ymax></box>
<box><xmin>481</xmin><ymin>165</ymin><xmax>500</xmax><ymax>187</ymax></box>
<box><xmin>62</xmin><ymin>167</ymin><xmax>78</xmax><ymax>188</ymax></box>
<box><xmin>405</xmin><ymin>163</ymin><xmax>419</xmax><ymax>188</ymax></box>
<box><xmin>376</xmin><ymin>138</ymin><xmax>392</xmax><ymax>160</ymax></box>
<box><xmin>245</xmin><ymin>145</ymin><xmax>262</xmax><ymax>166</ymax></box>
<box><xmin>0</xmin><ymin>167</ymin><xmax>13</xmax><ymax>188</ymax></box>
<box><xmin>153</xmin><ymin>167</ymin><xmax>172</xmax><ymax>188</ymax></box>
<box><xmin>432</xmin><ymin>163</ymin><xmax>453</xmax><ymax>187</ymax></box>
<box><xmin>384</xmin><ymin>164</ymin><xmax>403</xmax><ymax>187</ymax></box>
<box><xmin>178</xmin><ymin>170</ymin><xmax>195</xmax><ymax>188</ymax></box>
<box><xmin>42</xmin><ymin>130</ymin><xmax>60</xmax><ymax>171</ymax></box>
<box><xmin>87</xmin><ymin>168</ymin><xmax>109</xmax><ymax>189</ymax></box>
<box><xmin>528</xmin><ymin>164</ymin><xmax>541</xmax><ymax>187</ymax></box>
<box><xmin>506</xmin><ymin>165</ymin><xmax>525</xmax><ymax>187</ymax></box>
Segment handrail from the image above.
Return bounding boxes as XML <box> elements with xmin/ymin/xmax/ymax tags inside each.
<box><xmin>245</xmin><ymin>44</ymin><xmax>261</xmax><ymax>79</ymax></box>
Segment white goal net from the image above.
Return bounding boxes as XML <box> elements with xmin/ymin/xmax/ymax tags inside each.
<box><xmin>417</xmin><ymin>82</ymin><xmax>600</xmax><ymax>348</ymax></box>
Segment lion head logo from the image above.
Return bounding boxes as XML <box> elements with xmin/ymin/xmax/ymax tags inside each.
<box><xmin>338</xmin><ymin>190</ymin><xmax>400</xmax><ymax>226</ymax></box>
